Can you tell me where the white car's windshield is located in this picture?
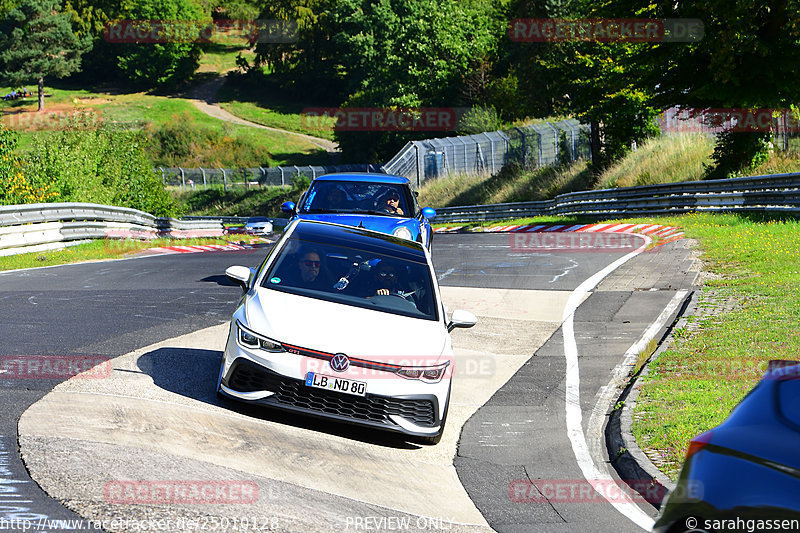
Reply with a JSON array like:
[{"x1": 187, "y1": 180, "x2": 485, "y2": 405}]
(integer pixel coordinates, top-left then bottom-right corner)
[{"x1": 261, "y1": 235, "x2": 437, "y2": 321}]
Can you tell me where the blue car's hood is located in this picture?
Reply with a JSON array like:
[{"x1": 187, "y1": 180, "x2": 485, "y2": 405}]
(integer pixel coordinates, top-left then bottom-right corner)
[{"x1": 293, "y1": 213, "x2": 420, "y2": 239}]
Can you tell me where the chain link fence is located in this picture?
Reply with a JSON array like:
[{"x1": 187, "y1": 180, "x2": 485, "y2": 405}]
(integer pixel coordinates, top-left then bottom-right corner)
[
  {"x1": 381, "y1": 119, "x2": 591, "y2": 187},
  {"x1": 658, "y1": 107, "x2": 800, "y2": 153},
  {"x1": 160, "y1": 164, "x2": 383, "y2": 190}
]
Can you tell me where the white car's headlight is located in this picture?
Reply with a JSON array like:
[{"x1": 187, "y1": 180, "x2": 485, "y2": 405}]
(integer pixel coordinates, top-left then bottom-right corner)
[
  {"x1": 236, "y1": 321, "x2": 284, "y2": 353},
  {"x1": 393, "y1": 227, "x2": 413, "y2": 241},
  {"x1": 396, "y1": 361, "x2": 450, "y2": 383}
]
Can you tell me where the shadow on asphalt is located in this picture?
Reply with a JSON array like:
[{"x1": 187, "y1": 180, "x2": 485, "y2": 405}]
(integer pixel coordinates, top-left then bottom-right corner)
[
  {"x1": 138, "y1": 347, "x2": 422, "y2": 450},
  {"x1": 199, "y1": 274, "x2": 239, "y2": 287}
]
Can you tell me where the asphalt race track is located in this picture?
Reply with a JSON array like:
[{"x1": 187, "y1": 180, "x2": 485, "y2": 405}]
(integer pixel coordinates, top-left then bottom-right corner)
[{"x1": 0, "y1": 232, "x2": 698, "y2": 532}]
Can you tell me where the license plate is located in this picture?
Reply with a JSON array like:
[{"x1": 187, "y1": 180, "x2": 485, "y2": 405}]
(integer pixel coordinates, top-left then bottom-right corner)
[{"x1": 305, "y1": 372, "x2": 366, "y2": 397}]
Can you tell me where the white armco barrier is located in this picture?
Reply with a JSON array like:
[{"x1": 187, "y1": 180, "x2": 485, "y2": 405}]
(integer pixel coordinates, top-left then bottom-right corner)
[{"x1": 0, "y1": 203, "x2": 225, "y2": 257}]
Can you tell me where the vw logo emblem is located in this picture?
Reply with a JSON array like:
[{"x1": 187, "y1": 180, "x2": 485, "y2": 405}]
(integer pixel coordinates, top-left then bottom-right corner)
[{"x1": 330, "y1": 353, "x2": 350, "y2": 372}]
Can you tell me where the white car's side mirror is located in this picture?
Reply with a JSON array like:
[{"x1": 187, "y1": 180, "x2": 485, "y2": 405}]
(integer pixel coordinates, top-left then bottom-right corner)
[
  {"x1": 225, "y1": 266, "x2": 252, "y2": 290},
  {"x1": 448, "y1": 309, "x2": 477, "y2": 332}
]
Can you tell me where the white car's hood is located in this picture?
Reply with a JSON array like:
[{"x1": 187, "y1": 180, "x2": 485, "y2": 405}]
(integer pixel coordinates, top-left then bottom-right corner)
[{"x1": 244, "y1": 287, "x2": 449, "y2": 360}]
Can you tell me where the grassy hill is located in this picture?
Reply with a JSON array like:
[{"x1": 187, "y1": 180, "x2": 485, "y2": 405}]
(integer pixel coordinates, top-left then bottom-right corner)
[{"x1": 416, "y1": 133, "x2": 800, "y2": 209}]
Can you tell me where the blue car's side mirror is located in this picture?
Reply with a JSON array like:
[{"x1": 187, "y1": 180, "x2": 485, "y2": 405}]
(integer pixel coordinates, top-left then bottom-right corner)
[
  {"x1": 281, "y1": 201, "x2": 296, "y2": 214},
  {"x1": 421, "y1": 207, "x2": 436, "y2": 219}
]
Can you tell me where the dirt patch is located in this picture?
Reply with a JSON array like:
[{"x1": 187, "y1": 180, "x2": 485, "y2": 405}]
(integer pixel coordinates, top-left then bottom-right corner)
[{"x1": 1, "y1": 103, "x2": 103, "y2": 131}]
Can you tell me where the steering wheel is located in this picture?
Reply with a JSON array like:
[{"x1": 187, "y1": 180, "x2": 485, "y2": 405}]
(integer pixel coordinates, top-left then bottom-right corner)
[{"x1": 370, "y1": 292, "x2": 418, "y2": 311}]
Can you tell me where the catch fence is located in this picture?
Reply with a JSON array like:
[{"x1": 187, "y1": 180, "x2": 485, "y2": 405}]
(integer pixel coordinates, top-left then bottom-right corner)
[{"x1": 382, "y1": 119, "x2": 591, "y2": 187}]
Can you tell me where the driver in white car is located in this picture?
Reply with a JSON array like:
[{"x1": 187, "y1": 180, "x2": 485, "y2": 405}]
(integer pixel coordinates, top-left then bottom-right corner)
[{"x1": 371, "y1": 261, "x2": 400, "y2": 296}]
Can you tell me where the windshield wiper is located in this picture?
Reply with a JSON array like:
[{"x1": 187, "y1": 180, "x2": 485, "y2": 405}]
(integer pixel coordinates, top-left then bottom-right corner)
[{"x1": 348, "y1": 209, "x2": 393, "y2": 216}]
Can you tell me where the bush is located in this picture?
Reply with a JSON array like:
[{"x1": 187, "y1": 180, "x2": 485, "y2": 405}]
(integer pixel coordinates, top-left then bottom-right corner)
[
  {"x1": 144, "y1": 112, "x2": 274, "y2": 167},
  {"x1": 705, "y1": 131, "x2": 772, "y2": 180},
  {"x1": 0, "y1": 125, "x2": 57, "y2": 205},
  {"x1": 24, "y1": 118, "x2": 177, "y2": 216}
]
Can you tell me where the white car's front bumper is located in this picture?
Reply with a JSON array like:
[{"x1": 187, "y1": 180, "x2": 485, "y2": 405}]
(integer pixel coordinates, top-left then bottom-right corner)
[{"x1": 217, "y1": 322, "x2": 451, "y2": 438}]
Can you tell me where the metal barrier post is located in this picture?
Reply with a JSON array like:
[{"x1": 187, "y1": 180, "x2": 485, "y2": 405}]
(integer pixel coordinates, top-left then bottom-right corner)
[
  {"x1": 483, "y1": 133, "x2": 495, "y2": 174},
  {"x1": 180, "y1": 167, "x2": 185, "y2": 190},
  {"x1": 547, "y1": 122, "x2": 560, "y2": 163},
  {"x1": 201, "y1": 168, "x2": 207, "y2": 189},
  {"x1": 221, "y1": 168, "x2": 227, "y2": 191},
  {"x1": 513, "y1": 127, "x2": 526, "y2": 167},
  {"x1": 159, "y1": 167, "x2": 165, "y2": 184}
]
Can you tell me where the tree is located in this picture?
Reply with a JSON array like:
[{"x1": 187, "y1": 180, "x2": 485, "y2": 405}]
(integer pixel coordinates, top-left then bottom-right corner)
[
  {"x1": 626, "y1": 0, "x2": 800, "y2": 177},
  {"x1": 112, "y1": 0, "x2": 208, "y2": 88},
  {"x1": 330, "y1": 0, "x2": 506, "y2": 162},
  {"x1": 0, "y1": 0, "x2": 90, "y2": 111}
]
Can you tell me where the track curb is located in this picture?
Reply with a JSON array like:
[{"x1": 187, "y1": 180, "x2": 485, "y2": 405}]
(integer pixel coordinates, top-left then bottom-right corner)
[{"x1": 605, "y1": 289, "x2": 698, "y2": 509}]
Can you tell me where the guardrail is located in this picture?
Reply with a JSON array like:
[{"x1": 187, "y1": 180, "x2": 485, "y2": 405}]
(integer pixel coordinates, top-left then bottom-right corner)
[
  {"x1": 3, "y1": 172, "x2": 799, "y2": 256},
  {"x1": 0, "y1": 203, "x2": 225, "y2": 257},
  {"x1": 431, "y1": 172, "x2": 800, "y2": 223}
]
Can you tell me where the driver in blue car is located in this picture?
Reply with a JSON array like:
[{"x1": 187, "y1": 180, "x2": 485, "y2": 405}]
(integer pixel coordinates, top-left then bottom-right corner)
[{"x1": 377, "y1": 190, "x2": 404, "y2": 215}]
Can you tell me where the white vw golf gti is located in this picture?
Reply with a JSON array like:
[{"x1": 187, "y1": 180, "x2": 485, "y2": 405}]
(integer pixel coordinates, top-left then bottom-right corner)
[{"x1": 218, "y1": 219, "x2": 476, "y2": 444}]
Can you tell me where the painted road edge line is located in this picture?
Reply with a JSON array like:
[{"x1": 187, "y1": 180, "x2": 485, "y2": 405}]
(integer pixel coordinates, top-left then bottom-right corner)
[{"x1": 561, "y1": 234, "x2": 656, "y2": 531}]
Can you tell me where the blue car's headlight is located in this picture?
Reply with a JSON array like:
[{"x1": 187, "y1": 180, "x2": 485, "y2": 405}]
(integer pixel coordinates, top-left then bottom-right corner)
[{"x1": 393, "y1": 227, "x2": 413, "y2": 241}]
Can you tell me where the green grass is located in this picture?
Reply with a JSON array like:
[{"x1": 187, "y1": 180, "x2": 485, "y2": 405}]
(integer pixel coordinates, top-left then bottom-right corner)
[
  {"x1": 197, "y1": 43, "x2": 255, "y2": 73},
  {"x1": 0, "y1": 236, "x2": 260, "y2": 272},
  {"x1": 418, "y1": 161, "x2": 594, "y2": 208},
  {"x1": 419, "y1": 134, "x2": 800, "y2": 210},
  {"x1": 628, "y1": 212, "x2": 800, "y2": 480},
  {"x1": 596, "y1": 134, "x2": 715, "y2": 189},
  {"x1": 1, "y1": 85, "x2": 329, "y2": 168},
  {"x1": 172, "y1": 178, "x2": 308, "y2": 217},
  {"x1": 216, "y1": 74, "x2": 336, "y2": 140}
]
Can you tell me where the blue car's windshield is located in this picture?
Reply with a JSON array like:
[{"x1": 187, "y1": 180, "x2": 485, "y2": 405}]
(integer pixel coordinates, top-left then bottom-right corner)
[
  {"x1": 261, "y1": 235, "x2": 437, "y2": 321},
  {"x1": 299, "y1": 181, "x2": 412, "y2": 218}
]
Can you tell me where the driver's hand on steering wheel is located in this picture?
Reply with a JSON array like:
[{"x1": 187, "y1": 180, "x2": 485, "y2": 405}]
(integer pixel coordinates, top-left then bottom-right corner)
[{"x1": 376, "y1": 288, "x2": 390, "y2": 295}]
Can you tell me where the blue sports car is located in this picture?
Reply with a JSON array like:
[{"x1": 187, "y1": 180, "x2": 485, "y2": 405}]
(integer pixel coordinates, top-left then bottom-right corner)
[{"x1": 280, "y1": 173, "x2": 437, "y2": 250}]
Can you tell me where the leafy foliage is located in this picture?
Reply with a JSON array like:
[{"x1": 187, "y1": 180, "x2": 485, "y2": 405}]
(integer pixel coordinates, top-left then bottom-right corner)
[
  {"x1": 113, "y1": 0, "x2": 207, "y2": 88},
  {"x1": 0, "y1": 0, "x2": 91, "y2": 110},
  {"x1": 143, "y1": 111, "x2": 276, "y2": 167},
  {"x1": 64, "y1": 0, "x2": 208, "y2": 88},
  {"x1": 0, "y1": 125, "x2": 57, "y2": 205},
  {"x1": 24, "y1": 118, "x2": 177, "y2": 216}
]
